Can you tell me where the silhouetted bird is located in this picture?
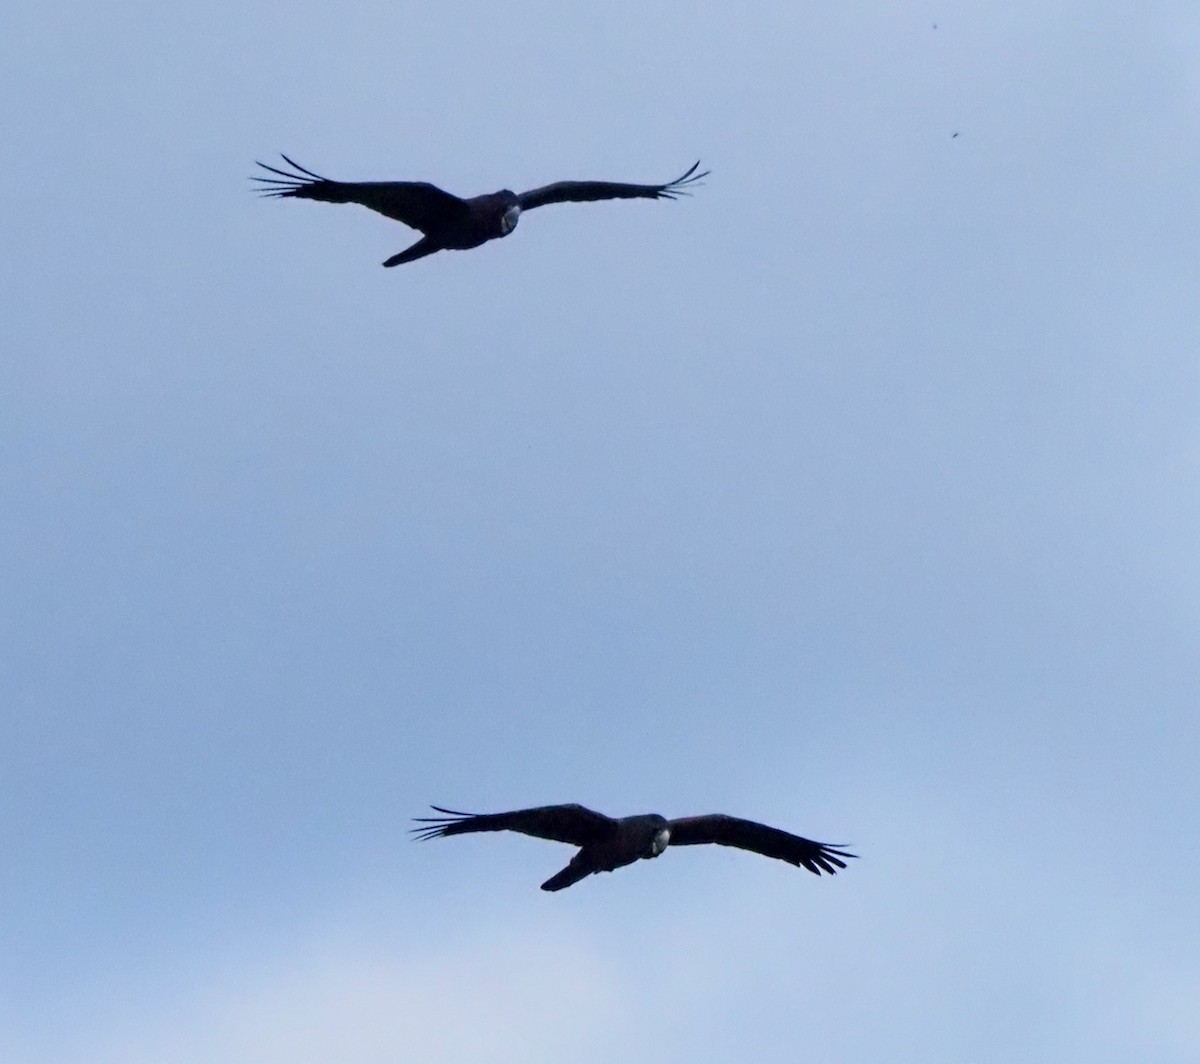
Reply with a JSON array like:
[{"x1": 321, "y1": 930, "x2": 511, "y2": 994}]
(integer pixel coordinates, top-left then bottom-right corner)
[
  {"x1": 413, "y1": 803, "x2": 856, "y2": 891},
  {"x1": 252, "y1": 155, "x2": 707, "y2": 267}
]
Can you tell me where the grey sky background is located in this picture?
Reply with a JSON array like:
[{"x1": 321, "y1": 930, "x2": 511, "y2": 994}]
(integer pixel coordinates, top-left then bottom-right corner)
[{"x1": 3, "y1": 2, "x2": 1199, "y2": 1061}]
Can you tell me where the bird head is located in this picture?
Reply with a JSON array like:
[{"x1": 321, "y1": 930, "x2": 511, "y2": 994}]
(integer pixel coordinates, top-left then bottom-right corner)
[
  {"x1": 638, "y1": 815, "x2": 671, "y2": 859},
  {"x1": 500, "y1": 203, "x2": 521, "y2": 236}
]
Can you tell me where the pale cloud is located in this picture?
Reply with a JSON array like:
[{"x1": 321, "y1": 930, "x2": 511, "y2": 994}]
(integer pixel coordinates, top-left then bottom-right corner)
[
  {"x1": 1131, "y1": 967, "x2": 1200, "y2": 1060},
  {"x1": 28, "y1": 921, "x2": 629, "y2": 1064}
]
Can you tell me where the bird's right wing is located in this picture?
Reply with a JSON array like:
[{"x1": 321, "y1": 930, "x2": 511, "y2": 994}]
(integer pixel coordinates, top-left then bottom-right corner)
[
  {"x1": 252, "y1": 155, "x2": 470, "y2": 232},
  {"x1": 667, "y1": 814, "x2": 857, "y2": 876},
  {"x1": 412, "y1": 804, "x2": 616, "y2": 846},
  {"x1": 515, "y1": 161, "x2": 708, "y2": 211}
]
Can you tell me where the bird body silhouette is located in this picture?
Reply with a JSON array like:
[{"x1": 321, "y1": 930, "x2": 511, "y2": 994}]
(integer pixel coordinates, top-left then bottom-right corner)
[
  {"x1": 253, "y1": 156, "x2": 707, "y2": 266},
  {"x1": 413, "y1": 804, "x2": 856, "y2": 891}
]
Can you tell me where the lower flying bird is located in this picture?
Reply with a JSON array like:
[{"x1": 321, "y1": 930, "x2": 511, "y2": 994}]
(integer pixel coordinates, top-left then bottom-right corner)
[
  {"x1": 413, "y1": 804, "x2": 856, "y2": 892},
  {"x1": 252, "y1": 155, "x2": 707, "y2": 267}
]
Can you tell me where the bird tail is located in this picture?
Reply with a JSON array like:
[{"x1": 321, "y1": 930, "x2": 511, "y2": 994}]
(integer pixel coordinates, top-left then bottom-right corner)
[
  {"x1": 540, "y1": 854, "x2": 595, "y2": 892},
  {"x1": 383, "y1": 236, "x2": 440, "y2": 267}
]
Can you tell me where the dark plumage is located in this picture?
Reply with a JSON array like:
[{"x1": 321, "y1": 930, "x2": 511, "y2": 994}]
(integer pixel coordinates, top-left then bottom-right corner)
[
  {"x1": 252, "y1": 155, "x2": 708, "y2": 267},
  {"x1": 413, "y1": 803, "x2": 857, "y2": 892}
]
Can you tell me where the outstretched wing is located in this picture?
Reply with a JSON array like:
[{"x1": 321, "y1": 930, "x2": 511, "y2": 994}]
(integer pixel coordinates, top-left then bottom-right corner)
[
  {"x1": 515, "y1": 161, "x2": 708, "y2": 212},
  {"x1": 412, "y1": 804, "x2": 616, "y2": 846},
  {"x1": 252, "y1": 155, "x2": 470, "y2": 233},
  {"x1": 667, "y1": 814, "x2": 857, "y2": 876}
]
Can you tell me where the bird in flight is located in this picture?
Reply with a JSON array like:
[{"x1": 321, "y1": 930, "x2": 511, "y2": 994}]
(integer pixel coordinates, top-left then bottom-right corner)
[
  {"x1": 251, "y1": 155, "x2": 708, "y2": 267},
  {"x1": 413, "y1": 803, "x2": 856, "y2": 892}
]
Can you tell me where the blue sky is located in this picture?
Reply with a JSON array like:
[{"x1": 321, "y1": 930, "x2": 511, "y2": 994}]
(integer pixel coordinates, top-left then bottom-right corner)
[{"x1": 3, "y1": 2, "x2": 1199, "y2": 1061}]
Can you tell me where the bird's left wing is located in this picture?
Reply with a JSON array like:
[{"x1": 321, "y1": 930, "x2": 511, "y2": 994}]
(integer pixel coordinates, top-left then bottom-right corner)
[
  {"x1": 412, "y1": 804, "x2": 615, "y2": 846},
  {"x1": 516, "y1": 161, "x2": 708, "y2": 211},
  {"x1": 252, "y1": 155, "x2": 469, "y2": 232},
  {"x1": 667, "y1": 815, "x2": 857, "y2": 876}
]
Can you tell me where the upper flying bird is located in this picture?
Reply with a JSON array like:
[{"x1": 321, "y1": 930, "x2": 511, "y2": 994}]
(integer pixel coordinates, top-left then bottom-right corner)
[
  {"x1": 412, "y1": 803, "x2": 856, "y2": 892},
  {"x1": 251, "y1": 155, "x2": 708, "y2": 267}
]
